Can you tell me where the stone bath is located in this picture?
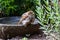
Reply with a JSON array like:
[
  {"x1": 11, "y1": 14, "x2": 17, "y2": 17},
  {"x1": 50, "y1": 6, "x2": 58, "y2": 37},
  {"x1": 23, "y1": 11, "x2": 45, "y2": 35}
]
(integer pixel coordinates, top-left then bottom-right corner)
[{"x1": 0, "y1": 17, "x2": 40, "y2": 39}]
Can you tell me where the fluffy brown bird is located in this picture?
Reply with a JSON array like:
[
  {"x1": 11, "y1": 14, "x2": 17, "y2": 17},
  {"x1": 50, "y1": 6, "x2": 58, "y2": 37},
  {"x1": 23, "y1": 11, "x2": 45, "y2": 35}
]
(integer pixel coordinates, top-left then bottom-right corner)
[{"x1": 18, "y1": 11, "x2": 35, "y2": 26}]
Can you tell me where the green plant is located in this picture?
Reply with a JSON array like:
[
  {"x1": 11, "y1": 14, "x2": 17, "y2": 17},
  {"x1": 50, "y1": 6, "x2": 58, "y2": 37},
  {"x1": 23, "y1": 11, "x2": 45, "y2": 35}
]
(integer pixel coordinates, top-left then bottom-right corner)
[
  {"x1": 0, "y1": 0, "x2": 36, "y2": 16},
  {"x1": 35, "y1": 0, "x2": 60, "y2": 34},
  {"x1": 0, "y1": 0, "x2": 17, "y2": 16}
]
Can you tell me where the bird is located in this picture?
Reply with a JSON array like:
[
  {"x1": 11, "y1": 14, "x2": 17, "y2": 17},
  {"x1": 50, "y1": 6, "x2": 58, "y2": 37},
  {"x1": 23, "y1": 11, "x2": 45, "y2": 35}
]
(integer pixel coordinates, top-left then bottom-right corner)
[{"x1": 18, "y1": 10, "x2": 35, "y2": 26}]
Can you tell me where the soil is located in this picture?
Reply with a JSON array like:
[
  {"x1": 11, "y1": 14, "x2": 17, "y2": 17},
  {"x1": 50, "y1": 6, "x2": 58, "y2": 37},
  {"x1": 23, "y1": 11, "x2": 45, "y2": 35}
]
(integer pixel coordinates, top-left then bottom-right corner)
[{"x1": 8, "y1": 33, "x2": 46, "y2": 40}]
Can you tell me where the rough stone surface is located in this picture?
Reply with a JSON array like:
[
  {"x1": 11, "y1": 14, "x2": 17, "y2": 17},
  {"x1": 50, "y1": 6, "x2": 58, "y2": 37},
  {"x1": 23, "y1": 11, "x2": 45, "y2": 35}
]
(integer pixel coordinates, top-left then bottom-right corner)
[{"x1": 0, "y1": 19, "x2": 41, "y2": 40}]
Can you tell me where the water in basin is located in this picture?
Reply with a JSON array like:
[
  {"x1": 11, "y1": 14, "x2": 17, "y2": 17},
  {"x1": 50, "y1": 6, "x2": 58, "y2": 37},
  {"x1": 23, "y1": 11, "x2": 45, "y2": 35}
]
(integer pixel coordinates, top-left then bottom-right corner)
[
  {"x1": 0, "y1": 17, "x2": 20, "y2": 24},
  {"x1": 0, "y1": 16, "x2": 39, "y2": 25}
]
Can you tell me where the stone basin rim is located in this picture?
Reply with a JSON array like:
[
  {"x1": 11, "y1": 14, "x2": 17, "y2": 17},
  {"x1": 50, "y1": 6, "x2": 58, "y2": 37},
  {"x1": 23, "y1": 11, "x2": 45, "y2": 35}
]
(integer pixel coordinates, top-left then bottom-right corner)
[
  {"x1": 0, "y1": 23, "x2": 39, "y2": 27},
  {"x1": 0, "y1": 24, "x2": 23, "y2": 26}
]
